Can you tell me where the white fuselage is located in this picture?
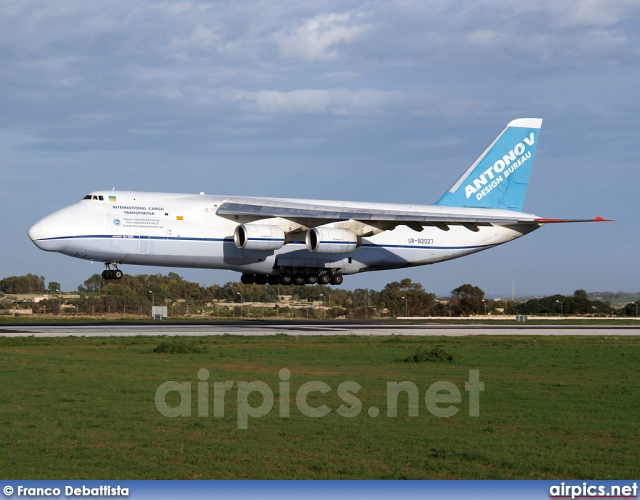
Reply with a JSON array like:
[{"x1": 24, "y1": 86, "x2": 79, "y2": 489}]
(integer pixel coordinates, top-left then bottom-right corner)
[{"x1": 29, "y1": 191, "x2": 540, "y2": 276}]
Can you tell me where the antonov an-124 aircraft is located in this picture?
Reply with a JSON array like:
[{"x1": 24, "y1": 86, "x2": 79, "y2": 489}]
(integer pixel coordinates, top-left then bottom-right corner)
[{"x1": 29, "y1": 118, "x2": 608, "y2": 286}]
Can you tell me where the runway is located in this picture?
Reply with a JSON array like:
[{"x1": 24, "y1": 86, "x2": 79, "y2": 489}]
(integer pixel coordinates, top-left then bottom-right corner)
[{"x1": 1, "y1": 322, "x2": 639, "y2": 337}]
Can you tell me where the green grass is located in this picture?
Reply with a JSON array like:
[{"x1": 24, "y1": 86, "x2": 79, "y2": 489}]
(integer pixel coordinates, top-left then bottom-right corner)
[{"x1": 0, "y1": 335, "x2": 638, "y2": 479}]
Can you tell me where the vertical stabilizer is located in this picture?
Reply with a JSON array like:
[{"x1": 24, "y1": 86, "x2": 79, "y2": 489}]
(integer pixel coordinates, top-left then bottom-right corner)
[{"x1": 435, "y1": 118, "x2": 542, "y2": 211}]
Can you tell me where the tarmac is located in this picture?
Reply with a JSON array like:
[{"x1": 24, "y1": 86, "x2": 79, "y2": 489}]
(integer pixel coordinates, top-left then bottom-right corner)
[{"x1": 1, "y1": 322, "x2": 639, "y2": 337}]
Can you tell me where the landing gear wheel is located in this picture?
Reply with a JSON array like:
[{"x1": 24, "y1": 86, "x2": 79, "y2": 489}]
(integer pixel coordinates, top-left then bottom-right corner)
[
  {"x1": 279, "y1": 273, "x2": 292, "y2": 286},
  {"x1": 102, "y1": 264, "x2": 123, "y2": 280},
  {"x1": 241, "y1": 273, "x2": 256, "y2": 284},
  {"x1": 267, "y1": 275, "x2": 280, "y2": 285},
  {"x1": 305, "y1": 273, "x2": 318, "y2": 285},
  {"x1": 318, "y1": 273, "x2": 331, "y2": 285},
  {"x1": 292, "y1": 273, "x2": 305, "y2": 286},
  {"x1": 330, "y1": 274, "x2": 343, "y2": 286},
  {"x1": 255, "y1": 274, "x2": 268, "y2": 285}
]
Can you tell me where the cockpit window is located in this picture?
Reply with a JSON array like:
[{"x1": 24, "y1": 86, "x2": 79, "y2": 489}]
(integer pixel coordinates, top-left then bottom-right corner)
[
  {"x1": 83, "y1": 195, "x2": 91, "y2": 200},
  {"x1": 83, "y1": 194, "x2": 105, "y2": 201}
]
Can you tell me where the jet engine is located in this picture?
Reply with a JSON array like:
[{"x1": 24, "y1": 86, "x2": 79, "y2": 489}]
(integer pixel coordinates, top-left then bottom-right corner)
[
  {"x1": 234, "y1": 224, "x2": 285, "y2": 251},
  {"x1": 305, "y1": 227, "x2": 358, "y2": 254}
]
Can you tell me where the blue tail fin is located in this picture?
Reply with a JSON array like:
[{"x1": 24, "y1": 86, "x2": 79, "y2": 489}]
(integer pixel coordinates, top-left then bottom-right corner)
[{"x1": 435, "y1": 118, "x2": 542, "y2": 211}]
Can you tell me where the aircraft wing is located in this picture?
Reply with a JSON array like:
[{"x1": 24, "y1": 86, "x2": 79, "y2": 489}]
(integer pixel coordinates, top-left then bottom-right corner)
[
  {"x1": 217, "y1": 197, "x2": 611, "y2": 230},
  {"x1": 218, "y1": 198, "x2": 517, "y2": 226}
]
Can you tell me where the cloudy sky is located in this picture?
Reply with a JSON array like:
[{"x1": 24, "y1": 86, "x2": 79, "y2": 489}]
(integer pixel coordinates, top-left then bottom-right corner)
[{"x1": 2, "y1": 0, "x2": 639, "y2": 296}]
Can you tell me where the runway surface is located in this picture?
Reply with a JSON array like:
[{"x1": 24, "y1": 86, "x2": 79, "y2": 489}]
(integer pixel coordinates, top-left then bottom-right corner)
[{"x1": 1, "y1": 322, "x2": 639, "y2": 337}]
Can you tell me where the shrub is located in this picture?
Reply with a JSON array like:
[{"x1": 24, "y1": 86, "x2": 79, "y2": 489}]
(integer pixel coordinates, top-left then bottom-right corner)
[
  {"x1": 383, "y1": 335, "x2": 402, "y2": 343},
  {"x1": 153, "y1": 341, "x2": 207, "y2": 354},
  {"x1": 404, "y1": 346, "x2": 453, "y2": 363}
]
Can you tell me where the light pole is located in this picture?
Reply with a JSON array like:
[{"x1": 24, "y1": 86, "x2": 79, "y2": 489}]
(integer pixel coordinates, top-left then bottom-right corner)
[
  {"x1": 320, "y1": 294, "x2": 325, "y2": 320},
  {"x1": 57, "y1": 289, "x2": 61, "y2": 316},
  {"x1": 237, "y1": 292, "x2": 243, "y2": 318},
  {"x1": 556, "y1": 299, "x2": 563, "y2": 317},
  {"x1": 401, "y1": 296, "x2": 408, "y2": 317},
  {"x1": 149, "y1": 290, "x2": 154, "y2": 317},
  {"x1": 365, "y1": 289, "x2": 369, "y2": 320},
  {"x1": 483, "y1": 299, "x2": 487, "y2": 315}
]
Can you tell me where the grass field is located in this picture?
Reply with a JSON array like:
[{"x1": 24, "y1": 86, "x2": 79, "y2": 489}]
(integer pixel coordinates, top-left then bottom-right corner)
[{"x1": 0, "y1": 334, "x2": 638, "y2": 479}]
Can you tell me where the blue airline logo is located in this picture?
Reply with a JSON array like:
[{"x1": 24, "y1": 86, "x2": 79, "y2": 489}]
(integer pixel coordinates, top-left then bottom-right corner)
[{"x1": 464, "y1": 132, "x2": 535, "y2": 201}]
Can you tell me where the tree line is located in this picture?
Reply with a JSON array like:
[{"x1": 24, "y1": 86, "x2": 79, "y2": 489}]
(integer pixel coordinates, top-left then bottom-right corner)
[{"x1": 1, "y1": 273, "x2": 636, "y2": 317}]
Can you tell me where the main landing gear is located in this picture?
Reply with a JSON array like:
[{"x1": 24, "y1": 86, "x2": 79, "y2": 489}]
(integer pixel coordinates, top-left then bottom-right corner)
[
  {"x1": 102, "y1": 263, "x2": 123, "y2": 280},
  {"x1": 241, "y1": 271, "x2": 344, "y2": 286}
]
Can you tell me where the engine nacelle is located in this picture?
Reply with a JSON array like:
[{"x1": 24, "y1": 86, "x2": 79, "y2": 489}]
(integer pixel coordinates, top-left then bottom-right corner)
[
  {"x1": 306, "y1": 227, "x2": 358, "y2": 254},
  {"x1": 234, "y1": 224, "x2": 285, "y2": 251}
]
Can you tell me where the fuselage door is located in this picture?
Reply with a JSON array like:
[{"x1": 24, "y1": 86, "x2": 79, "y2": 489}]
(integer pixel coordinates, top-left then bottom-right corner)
[{"x1": 138, "y1": 235, "x2": 151, "y2": 254}]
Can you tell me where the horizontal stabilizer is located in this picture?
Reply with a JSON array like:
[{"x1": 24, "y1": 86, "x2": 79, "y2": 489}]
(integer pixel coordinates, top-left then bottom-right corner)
[{"x1": 532, "y1": 216, "x2": 613, "y2": 223}]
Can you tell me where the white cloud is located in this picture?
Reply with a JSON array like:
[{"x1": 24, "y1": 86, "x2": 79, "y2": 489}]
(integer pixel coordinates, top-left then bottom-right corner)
[
  {"x1": 168, "y1": 25, "x2": 225, "y2": 57},
  {"x1": 318, "y1": 71, "x2": 360, "y2": 82},
  {"x1": 232, "y1": 88, "x2": 418, "y2": 115},
  {"x1": 273, "y1": 12, "x2": 370, "y2": 60},
  {"x1": 491, "y1": 0, "x2": 640, "y2": 28},
  {"x1": 1, "y1": 0, "x2": 640, "y2": 138}
]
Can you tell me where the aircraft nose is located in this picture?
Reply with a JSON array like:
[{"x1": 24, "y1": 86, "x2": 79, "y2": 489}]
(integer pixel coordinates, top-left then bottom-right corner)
[
  {"x1": 28, "y1": 220, "x2": 45, "y2": 243},
  {"x1": 28, "y1": 212, "x2": 69, "y2": 252},
  {"x1": 28, "y1": 220, "x2": 47, "y2": 249}
]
